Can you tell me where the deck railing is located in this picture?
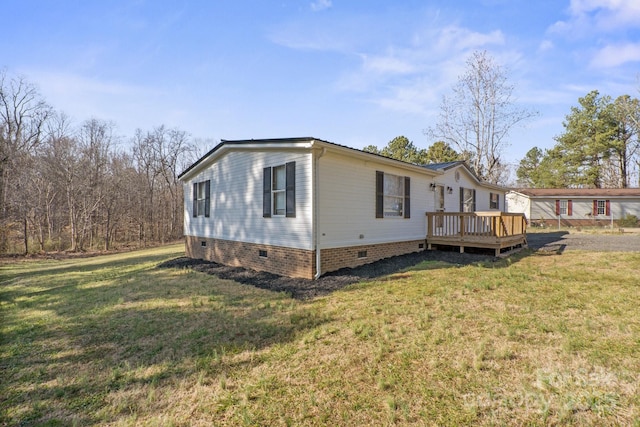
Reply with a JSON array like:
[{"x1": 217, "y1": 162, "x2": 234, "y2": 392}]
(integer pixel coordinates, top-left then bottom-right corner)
[{"x1": 426, "y1": 211, "x2": 528, "y2": 255}]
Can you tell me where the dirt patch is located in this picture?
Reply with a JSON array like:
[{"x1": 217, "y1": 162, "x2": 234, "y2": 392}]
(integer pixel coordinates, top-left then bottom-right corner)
[{"x1": 158, "y1": 248, "x2": 495, "y2": 300}]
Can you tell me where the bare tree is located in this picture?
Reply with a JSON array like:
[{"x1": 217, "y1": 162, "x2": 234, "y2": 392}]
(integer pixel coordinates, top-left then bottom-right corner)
[
  {"x1": 425, "y1": 51, "x2": 537, "y2": 184},
  {"x1": 0, "y1": 70, "x2": 52, "y2": 250},
  {"x1": 75, "y1": 119, "x2": 117, "y2": 249},
  {"x1": 132, "y1": 125, "x2": 192, "y2": 245}
]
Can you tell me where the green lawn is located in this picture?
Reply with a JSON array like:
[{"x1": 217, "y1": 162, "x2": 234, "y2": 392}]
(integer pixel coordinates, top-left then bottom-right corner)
[{"x1": 1, "y1": 244, "x2": 639, "y2": 426}]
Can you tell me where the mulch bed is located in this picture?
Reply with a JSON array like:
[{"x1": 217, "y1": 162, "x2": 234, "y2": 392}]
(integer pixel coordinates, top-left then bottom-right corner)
[{"x1": 158, "y1": 248, "x2": 496, "y2": 300}]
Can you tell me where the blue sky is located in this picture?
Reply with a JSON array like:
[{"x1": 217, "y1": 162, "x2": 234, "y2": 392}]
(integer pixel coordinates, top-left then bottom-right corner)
[{"x1": 4, "y1": 0, "x2": 640, "y2": 172}]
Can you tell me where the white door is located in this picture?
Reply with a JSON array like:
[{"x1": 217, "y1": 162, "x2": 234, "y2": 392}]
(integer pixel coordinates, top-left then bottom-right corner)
[{"x1": 435, "y1": 185, "x2": 445, "y2": 231}]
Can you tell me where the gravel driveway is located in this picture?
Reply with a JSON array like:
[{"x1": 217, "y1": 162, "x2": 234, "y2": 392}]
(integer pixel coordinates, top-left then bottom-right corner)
[{"x1": 527, "y1": 231, "x2": 640, "y2": 252}]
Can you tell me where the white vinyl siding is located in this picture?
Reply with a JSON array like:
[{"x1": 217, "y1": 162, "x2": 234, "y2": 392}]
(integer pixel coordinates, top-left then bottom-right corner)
[
  {"x1": 431, "y1": 166, "x2": 503, "y2": 213},
  {"x1": 515, "y1": 197, "x2": 640, "y2": 221},
  {"x1": 317, "y1": 151, "x2": 433, "y2": 249},
  {"x1": 184, "y1": 150, "x2": 313, "y2": 250},
  {"x1": 505, "y1": 192, "x2": 531, "y2": 219}
]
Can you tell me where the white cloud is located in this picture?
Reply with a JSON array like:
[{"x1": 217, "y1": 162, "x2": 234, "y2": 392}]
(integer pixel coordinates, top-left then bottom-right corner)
[
  {"x1": 552, "y1": 0, "x2": 640, "y2": 35},
  {"x1": 23, "y1": 69, "x2": 169, "y2": 135},
  {"x1": 434, "y1": 26, "x2": 505, "y2": 53},
  {"x1": 538, "y1": 40, "x2": 554, "y2": 52},
  {"x1": 310, "y1": 0, "x2": 332, "y2": 12},
  {"x1": 332, "y1": 22, "x2": 515, "y2": 120},
  {"x1": 372, "y1": 79, "x2": 440, "y2": 116},
  {"x1": 360, "y1": 53, "x2": 416, "y2": 75},
  {"x1": 590, "y1": 42, "x2": 640, "y2": 68}
]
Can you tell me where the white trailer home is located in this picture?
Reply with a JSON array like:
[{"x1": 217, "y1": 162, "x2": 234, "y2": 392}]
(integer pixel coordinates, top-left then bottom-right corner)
[
  {"x1": 179, "y1": 138, "x2": 513, "y2": 279},
  {"x1": 506, "y1": 188, "x2": 640, "y2": 228}
]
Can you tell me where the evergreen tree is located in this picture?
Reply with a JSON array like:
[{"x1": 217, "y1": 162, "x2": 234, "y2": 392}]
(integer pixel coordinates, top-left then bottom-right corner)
[
  {"x1": 554, "y1": 91, "x2": 620, "y2": 188},
  {"x1": 379, "y1": 136, "x2": 427, "y2": 164},
  {"x1": 424, "y1": 141, "x2": 461, "y2": 164}
]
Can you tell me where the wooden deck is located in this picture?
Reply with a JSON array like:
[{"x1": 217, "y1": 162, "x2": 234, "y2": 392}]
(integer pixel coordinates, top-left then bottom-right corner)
[{"x1": 426, "y1": 211, "x2": 528, "y2": 256}]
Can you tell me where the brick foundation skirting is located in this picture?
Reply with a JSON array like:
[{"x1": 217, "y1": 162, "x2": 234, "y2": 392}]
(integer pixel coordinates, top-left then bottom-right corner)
[
  {"x1": 320, "y1": 240, "x2": 426, "y2": 273},
  {"x1": 185, "y1": 236, "x2": 315, "y2": 279},
  {"x1": 185, "y1": 236, "x2": 427, "y2": 279}
]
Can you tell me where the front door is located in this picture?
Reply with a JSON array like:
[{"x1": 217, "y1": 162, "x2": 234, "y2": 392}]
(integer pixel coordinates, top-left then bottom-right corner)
[
  {"x1": 435, "y1": 185, "x2": 445, "y2": 229},
  {"x1": 435, "y1": 185, "x2": 445, "y2": 212}
]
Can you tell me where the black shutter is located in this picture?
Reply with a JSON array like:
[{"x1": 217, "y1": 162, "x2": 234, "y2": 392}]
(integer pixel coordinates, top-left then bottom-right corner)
[
  {"x1": 204, "y1": 180, "x2": 211, "y2": 218},
  {"x1": 263, "y1": 167, "x2": 272, "y2": 218},
  {"x1": 376, "y1": 171, "x2": 384, "y2": 218},
  {"x1": 473, "y1": 189, "x2": 476, "y2": 211},
  {"x1": 286, "y1": 162, "x2": 296, "y2": 218},
  {"x1": 459, "y1": 187, "x2": 464, "y2": 212},
  {"x1": 193, "y1": 182, "x2": 198, "y2": 217},
  {"x1": 404, "y1": 176, "x2": 410, "y2": 219}
]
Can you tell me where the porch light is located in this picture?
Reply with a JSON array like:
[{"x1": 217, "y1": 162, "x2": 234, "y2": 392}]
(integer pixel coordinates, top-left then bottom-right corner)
[
  {"x1": 430, "y1": 183, "x2": 436, "y2": 190},
  {"x1": 447, "y1": 186, "x2": 453, "y2": 194}
]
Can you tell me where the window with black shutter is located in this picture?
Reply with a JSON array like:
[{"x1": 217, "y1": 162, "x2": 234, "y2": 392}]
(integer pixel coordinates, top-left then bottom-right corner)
[
  {"x1": 264, "y1": 162, "x2": 295, "y2": 218},
  {"x1": 375, "y1": 171, "x2": 410, "y2": 218}
]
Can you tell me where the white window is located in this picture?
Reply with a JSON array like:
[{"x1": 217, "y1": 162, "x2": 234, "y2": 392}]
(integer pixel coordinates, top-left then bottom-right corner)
[
  {"x1": 192, "y1": 180, "x2": 210, "y2": 218},
  {"x1": 559, "y1": 200, "x2": 568, "y2": 215},
  {"x1": 490, "y1": 193, "x2": 499, "y2": 210},
  {"x1": 461, "y1": 188, "x2": 475, "y2": 212},
  {"x1": 272, "y1": 165, "x2": 286, "y2": 216},
  {"x1": 263, "y1": 162, "x2": 296, "y2": 218},
  {"x1": 597, "y1": 200, "x2": 606, "y2": 215},
  {"x1": 383, "y1": 173, "x2": 404, "y2": 217}
]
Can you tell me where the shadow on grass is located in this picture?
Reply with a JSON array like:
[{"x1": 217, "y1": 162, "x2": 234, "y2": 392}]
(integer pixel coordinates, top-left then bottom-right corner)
[
  {"x1": 1, "y1": 251, "x2": 331, "y2": 426},
  {"x1": 160, "y1": 248, "x2": 496, "y2": 301},
  {"x1": 158, "y1": 232, "x2": 575, "y2": 302}
]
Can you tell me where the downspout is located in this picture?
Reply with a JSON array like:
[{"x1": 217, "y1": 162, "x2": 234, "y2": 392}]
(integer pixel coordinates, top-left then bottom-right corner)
[{"x1": 313, "y1": 146, "x2": 327, "y2": 279}]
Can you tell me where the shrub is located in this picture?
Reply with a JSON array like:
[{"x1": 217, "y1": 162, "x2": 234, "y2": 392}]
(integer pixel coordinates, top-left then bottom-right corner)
[{"x1": 618, "y1": 214, "x2": 639, "y2": 228}]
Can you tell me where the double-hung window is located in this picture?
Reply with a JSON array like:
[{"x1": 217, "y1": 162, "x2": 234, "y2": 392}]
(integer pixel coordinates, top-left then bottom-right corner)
[
  {"x1": 460, "y1": 187, "x2": 476, "y2": 212},
  {"x1": 263, "y1": 162, "x2": 295, "y2": 218},
  {"x1": 555, "y1": 199, "x2": 572, "y2": 216},
  {"x1": 559, "y1": 200, "x2": 568, "y2": 215},
  {"x1": 384, "y1": 173, "x2": 404, "y2": 217},
  {"x1": 192, "y1": 180, "x2": 210, "y2": 217},
  {"x1": 272, "y1": 165, "x2": 286, "y2": 216},
  {"x1": 593, "y1": 199, "x2": 610, "y2": 216},
  {"x1": 376, "y1": 171, "x2": 410, "y2": 218},
  {"x1": 490, "y1": 192, "x2": 500, "y2": 210}
]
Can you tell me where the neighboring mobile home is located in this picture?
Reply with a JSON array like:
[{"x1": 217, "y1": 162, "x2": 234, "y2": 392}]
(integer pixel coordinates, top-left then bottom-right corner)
[
  {"x1": 506, "y1": 188, "x2": 640, "y2": 227},
  {"x1": 179, "y1": 137, "x2": 507, "y2": 279}
]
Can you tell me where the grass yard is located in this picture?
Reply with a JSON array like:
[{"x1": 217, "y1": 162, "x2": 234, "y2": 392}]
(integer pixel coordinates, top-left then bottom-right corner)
[{"x1": 1, "y1": 244, "x2": 639, "y2": 426}]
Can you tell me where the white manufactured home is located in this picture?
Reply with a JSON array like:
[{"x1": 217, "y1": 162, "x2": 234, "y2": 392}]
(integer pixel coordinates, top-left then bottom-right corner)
[
  {"x1": 506, "y1": 188, "x2": 640, "y2": 227},
  {"x1": 179, "y1": 138, "x2": 514, "y2": 279}
]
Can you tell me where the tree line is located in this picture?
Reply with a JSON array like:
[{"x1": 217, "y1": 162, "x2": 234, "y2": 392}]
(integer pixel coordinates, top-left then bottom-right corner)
[{"x1": 1, "y1": 69, "x2": 199, "y2": 254}]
